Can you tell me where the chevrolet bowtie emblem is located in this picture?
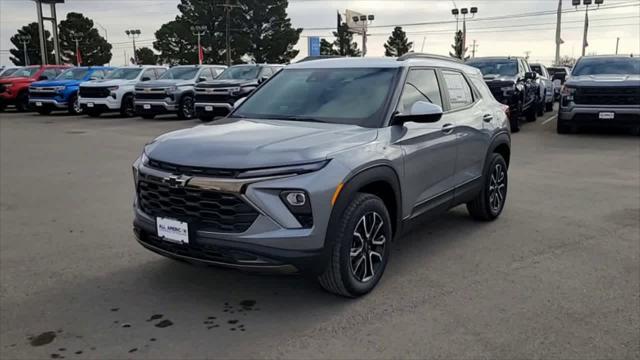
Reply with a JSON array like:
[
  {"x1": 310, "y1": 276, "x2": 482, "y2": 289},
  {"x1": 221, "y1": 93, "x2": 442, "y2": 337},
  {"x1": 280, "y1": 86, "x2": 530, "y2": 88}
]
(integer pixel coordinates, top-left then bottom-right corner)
[{"x1": 162, "y1": 175, "x2": 191, "y2": 188}]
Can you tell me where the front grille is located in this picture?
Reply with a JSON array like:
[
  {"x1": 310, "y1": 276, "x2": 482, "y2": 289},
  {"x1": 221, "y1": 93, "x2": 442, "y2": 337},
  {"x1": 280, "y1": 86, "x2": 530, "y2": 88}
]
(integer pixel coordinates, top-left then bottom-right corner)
[
  {"x1": 29, "y1": 91, "x2": 57, "y2": 99},
  {"x1": 79, "y1": 86, "x2": 110, "y2": 98},
  {"x1": 574, "y1": 86, "x2": 640, "y2": 106},
  {"x1": 147, "y1": 158, "x2": 239, "y2": 178},
  {"x1": 137, "y1": 172, "x2": 258, "y2": 233},
  {"x1": 135, "y1": 93, "x2": 167, "y2": 100},
  {"x1": 195, "y1": 93, "x2": 236, "y2": 103}
]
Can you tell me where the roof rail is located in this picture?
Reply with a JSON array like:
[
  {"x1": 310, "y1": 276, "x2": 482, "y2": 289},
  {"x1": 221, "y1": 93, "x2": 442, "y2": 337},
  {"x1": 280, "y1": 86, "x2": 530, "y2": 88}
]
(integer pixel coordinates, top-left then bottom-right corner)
[{"x1": 397, "y1": 53, "x2": 463, "y2": 63}]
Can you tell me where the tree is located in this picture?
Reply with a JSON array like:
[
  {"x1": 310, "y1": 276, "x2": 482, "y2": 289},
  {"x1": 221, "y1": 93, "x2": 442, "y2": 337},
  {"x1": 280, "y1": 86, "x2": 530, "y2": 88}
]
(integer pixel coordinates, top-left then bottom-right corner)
[
  {"x1": 242, "y1": 0, "x2": 302, "y2": 63},
  {"x1": 320, "y1": 38, "x2": 337, "y2": 55},
  {"x1": 9, "y1": 23, "x2": 55, "y2": 65},
  {"x1": 155, "y1": 0, "x2": 301, "y2": 65},
  {"x1": 330, "y1": 23, "x2": 361, "y2": 57},
  {"x1": 384, "y1": 26, "x2": 412, "y2": 57},
  {"x1": 556, "y1": 55, "x2": 577, "y2": 67},
  {"x1": 58, "y1": 12, "x2": 112, "y2": 65},
  {"x1": 449, "y1": 30, "x2": 469, "y2": 60},
  {"x1": 136, "y1": 47, "x2": 158, "y2": 65}
]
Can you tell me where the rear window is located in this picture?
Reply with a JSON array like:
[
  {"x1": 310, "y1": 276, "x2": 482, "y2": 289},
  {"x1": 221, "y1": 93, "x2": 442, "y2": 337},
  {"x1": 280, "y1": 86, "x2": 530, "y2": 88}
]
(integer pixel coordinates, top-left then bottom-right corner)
[{"x1": 572, "y1": 57, "x2": 640, "y2": 76}]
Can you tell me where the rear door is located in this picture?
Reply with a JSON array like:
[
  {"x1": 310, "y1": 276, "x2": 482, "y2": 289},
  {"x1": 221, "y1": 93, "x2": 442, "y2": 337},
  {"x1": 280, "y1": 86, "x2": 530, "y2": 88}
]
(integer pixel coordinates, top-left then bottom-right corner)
[{"x1": 394, "y1": 68, "x2": 457, "y2": 216}]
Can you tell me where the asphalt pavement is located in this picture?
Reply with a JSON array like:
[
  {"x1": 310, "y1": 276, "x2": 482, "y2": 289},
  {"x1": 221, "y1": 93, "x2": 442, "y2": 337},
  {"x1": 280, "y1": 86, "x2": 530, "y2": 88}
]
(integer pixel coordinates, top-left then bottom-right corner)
[{"x1": 0, "y1": 109, "x2": 638, "y2": 359}]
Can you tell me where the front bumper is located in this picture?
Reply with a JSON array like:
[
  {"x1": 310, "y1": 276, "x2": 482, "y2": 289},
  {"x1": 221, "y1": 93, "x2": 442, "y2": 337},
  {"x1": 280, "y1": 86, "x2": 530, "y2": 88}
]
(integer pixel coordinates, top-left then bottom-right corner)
[
  {"x1": 132, "y1": 159, "x2": 349, "y2": 274},
  {"x1": 134, "y1": 100, "x2": 177, "y2": 114},
  {"x1": 194, "y1": 102, "x2": 233, "y2": 117},
  {"x1": 29, "y1": 98, "x2": 68, "y2": 109},
  {"x1": 79, "y1": 97, "x2": 121, "y2": 111},
  {"x1": 559, "y1": 103, "x2": 640, "y2": 127}
]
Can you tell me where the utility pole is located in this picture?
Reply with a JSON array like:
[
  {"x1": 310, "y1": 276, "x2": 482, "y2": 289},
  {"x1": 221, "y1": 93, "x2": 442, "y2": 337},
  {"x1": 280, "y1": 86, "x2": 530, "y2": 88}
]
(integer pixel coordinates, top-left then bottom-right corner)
[
  {"x1": 70, "y1": 32, "x2": 82, "y2": 65},
  {"x1": 352, "y1": 14, "x2": 375, "y2": 57},
  {"x1": 421, "y1": 36, "x2": 426, "y2": 52},
  {"x1": 471, "y1": 40, "x2": 478, "y2": 58},
  {"x1": 217, "y1": 0, "x2": 241, "y2": 66},
  {"x1": 524, "y1": 50, "x2": 531, "y2": 60},
  {"x1": 554, "y1": 0, "x2": 562, "y2": 65},
  {"x1": 95, "y1": 22, "x2": 109, "y2": 65},
  {"x1": 125, "y1": 29, "x2": 141, "y2": 64},
  {"x1": 17, "y1": 35, "x2": 31, "y2": 65},
  {"x1": 615, "y1": 37, "x2": 620, "y2": 54},
  {"x1": 191, "y1": 25, "x2": 207, "y2": 65}
]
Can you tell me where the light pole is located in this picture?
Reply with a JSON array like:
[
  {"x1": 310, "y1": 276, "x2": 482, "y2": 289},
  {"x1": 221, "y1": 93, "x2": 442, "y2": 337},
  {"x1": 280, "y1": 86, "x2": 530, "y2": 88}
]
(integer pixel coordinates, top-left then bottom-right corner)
[
  {"x1": 70, "y1": 32, "x2": 83, "y2": 65},
  {"x1": 217, "y1": 0, "x2": 242, "y2": 66},
  {"x1": 191, "y1": 25, "x2": 207, "y2": 64},
  {"x1": 451, "y1": 6, "x2": 477, "y2": 59},
  {"x1": 352, "y1": 14, "x2": 374, "y2": 57},
  {"x1": 554, "y1": 0, "x2": 563, "y2": 65},
  {"x1": 125, "y1": 29, "x2": 141, "y2": 64},
  {"x1": 615, "y1": 37, "x2": 620, "y2": 54},
  {"x1": 17, "y1": 35, "x2": 31, "y2": 65},
  {"x1": 573, "y1": 0, "x2": 604, "y2": 57}
]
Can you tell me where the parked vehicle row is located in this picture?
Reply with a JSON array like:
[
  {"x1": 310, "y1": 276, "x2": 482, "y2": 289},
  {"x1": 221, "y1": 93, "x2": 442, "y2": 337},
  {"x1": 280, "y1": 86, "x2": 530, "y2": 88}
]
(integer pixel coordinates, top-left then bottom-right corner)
[{"x1": 0, "y1": 65, "x2": 70, "y2": 111}]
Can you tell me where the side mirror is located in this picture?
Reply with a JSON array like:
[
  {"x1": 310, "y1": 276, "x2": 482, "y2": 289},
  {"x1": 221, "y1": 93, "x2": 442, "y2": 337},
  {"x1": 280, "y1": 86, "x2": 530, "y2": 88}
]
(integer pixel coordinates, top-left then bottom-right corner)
[
  {"x1": 232, "y1": 97, "x2": 246, "y2": 110},
  {"x1": 258, "y1": 75, "x2": 269, "y2": 84},
  {"x1": 198, "y1": 77, "x2": 207, "y2": 82},
  {"x1": 141, "y1": 76, "x2": 151, "y2": 81},
  {"x1": 393, "y1": 101, "x2": 443, "y2": 124},
  {"x1": 38, "y1": 75, "x2": 48, "y2": 80},
  {"x1": 524, "y1": 71, "x2": 537, "y2": 80}
]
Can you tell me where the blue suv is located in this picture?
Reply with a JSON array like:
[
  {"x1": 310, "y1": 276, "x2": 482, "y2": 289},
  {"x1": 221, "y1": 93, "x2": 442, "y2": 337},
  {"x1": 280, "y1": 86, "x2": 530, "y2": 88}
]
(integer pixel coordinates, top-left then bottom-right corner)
[{"x1": 29, "y1": 66, "x2": 113, "y2": 115}]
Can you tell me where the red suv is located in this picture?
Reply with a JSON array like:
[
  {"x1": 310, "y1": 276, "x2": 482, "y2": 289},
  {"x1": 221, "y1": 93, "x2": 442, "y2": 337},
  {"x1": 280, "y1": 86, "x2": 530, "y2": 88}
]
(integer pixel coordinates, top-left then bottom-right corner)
[{"x1": 0, "y1": 65, "x2": 69, "y2": 111}]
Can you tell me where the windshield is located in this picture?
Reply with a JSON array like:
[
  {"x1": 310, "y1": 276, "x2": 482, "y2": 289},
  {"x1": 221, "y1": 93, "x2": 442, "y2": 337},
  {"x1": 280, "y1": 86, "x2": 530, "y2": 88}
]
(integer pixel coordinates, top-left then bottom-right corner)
[
  {"x1": 530, "y1": 65, "x2": 543, "y2": 76},
  {"x1": 0, "y1": 68, "x2": 21, "y2": 78},
  {"x1": 547, "y1": 67, "x2": 567, "y2": 76},
  {"x1": 233, "y1": 67, "x2": 398, "y2": 128},
  {"x1": 56, "y1": 68, "x2": 90, "y2": 80},
  {"x1": 106, "y1": 68, "x2": 142, "y2": 80},
  {"x1": 467, "y1": 59, "x2": 518, "y2": 76},
  {"x1": 572, "y1": 57, "x2": 640, "y2": 76},
  {"x1": 218, "y1": 66, "x2": 260, "y2": 80},
  {"x1": 10, "y1": 66, "x2": 40, "y2": 78},
  {"x1": 160, "y1": 67, "x2": 198, "y2": 80}
]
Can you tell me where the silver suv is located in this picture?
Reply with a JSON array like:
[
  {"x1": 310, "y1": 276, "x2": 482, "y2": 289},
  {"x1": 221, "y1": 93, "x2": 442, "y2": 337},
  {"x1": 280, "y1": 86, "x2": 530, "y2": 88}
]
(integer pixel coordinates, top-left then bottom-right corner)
[{"x1": 132, "y1": 54, "x2": 511, "y2": 297}]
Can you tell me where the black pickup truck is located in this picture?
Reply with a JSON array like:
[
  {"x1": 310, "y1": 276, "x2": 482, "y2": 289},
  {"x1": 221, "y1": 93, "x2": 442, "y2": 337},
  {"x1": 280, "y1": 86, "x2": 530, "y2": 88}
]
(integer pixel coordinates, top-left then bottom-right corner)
[
  {"x1": 194, "y1": 64, "x2": 283, "y2": 121},
  {"x1": 467, "y1": 56, "x2": 540, "y2": 132}
]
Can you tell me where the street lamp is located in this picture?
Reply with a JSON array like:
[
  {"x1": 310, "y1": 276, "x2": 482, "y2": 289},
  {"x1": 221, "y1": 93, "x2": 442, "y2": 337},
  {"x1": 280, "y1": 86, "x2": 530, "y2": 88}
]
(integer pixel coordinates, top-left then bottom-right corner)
[
  {"x1": 574, "y1": 0, "x2": 603, "y2": 56},
  {"x1": 125, "y1": 29, "x2": 141, "y2": 64},
  {"x1": 17, "y1": 34, "x2": 31, "y2": 65},
  {"x1": 451, "y1": 6, "x2": 478, "y2": 59},
  {"x1": 352, "y1": 13, "x2": 374, "y2": 57},
  {"x1": 190, "y1": 25, "x2": 207, "y2": 64}
]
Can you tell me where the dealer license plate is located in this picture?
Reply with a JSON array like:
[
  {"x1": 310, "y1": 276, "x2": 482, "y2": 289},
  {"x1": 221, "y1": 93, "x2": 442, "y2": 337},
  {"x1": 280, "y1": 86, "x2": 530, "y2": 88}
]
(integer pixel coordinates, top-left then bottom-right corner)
[
  {"x1": 156, "y1": 217, "x2": 189, "y2": 244},
  {"x1": 87, "y1": 102, "x2": 94, "y2": 108},
  {"x1": 599, "y1": 112, "x2": 615, "y2": 119},
  {"x1": 205, "y1": 105, "x2": 213, "y2": 111},
  {"x1": 35, "y1": 102, "x2": 42, "y2": 107},
  {"x1": 143, "y1": 104, "x2": 151, "y2": 109}
]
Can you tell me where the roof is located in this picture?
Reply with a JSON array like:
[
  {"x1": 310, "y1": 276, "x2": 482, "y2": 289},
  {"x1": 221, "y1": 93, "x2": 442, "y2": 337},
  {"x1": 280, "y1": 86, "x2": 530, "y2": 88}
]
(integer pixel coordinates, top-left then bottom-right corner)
[{"x1": 287, "y1": 55, "x2": 480, "y2": 75}]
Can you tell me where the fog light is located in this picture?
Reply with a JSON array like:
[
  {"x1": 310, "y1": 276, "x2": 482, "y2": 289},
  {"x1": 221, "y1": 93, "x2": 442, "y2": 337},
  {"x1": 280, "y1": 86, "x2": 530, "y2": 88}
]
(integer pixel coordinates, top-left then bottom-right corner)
[{"x1": 285, "y1": 192, "x2": 306, "y2": 206}]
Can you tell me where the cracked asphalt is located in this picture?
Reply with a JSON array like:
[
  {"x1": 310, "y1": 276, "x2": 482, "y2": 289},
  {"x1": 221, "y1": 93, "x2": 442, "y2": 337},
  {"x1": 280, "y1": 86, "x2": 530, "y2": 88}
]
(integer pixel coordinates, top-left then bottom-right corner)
[{"x1": 1, "y1": 109, "x2": 638, "y2": 359}]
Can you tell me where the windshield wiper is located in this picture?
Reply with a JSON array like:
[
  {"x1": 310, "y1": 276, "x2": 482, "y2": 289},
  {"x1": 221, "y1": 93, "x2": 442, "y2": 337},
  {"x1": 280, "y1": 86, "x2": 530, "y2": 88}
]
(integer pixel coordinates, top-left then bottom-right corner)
[{"x1": 269, "y1": 115, "x2": 327, "y2": 123}]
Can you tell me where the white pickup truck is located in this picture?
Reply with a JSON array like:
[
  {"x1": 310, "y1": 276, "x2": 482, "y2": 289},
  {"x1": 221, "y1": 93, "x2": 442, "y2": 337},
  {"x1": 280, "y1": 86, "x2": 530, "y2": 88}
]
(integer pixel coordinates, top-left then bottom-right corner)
[{"x1": 79, "y1": 66, "x2": 167, "y2": 117}]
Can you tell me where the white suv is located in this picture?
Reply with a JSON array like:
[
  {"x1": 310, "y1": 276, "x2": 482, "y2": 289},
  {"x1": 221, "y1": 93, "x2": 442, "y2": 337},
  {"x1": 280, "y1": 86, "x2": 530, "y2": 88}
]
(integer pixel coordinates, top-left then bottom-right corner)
[{"x1": 79, "y1": 66, "x2": 167, "y2": 117}]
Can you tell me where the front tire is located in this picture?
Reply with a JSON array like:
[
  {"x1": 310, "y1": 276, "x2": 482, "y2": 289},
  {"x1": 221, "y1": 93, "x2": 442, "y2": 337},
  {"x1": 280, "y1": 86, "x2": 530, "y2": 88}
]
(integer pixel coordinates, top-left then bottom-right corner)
[
  {"x1": 318, "y1": 193, "x2": 392, "y2": 297},
  {"x1": 68, "y1": 95, "x2": 82, "y2": 115},
  {"x1": 120, "y1": 94, "x2": 135, "y2": 117},
  {"x1": 15, "y1": 91, "x2": 29, "y2": 112},
  {"x1": 177, "y1": 95, "x2": 195, "y2": 120},
  {"x1": 37, "y1": 108, "x2": 52, "y2": 115},
  {"x1": 141, "y1": 114, "x2": 155, "y2": 119},
  {"x1": 467, "y1": 153, "x2": 508, "y2": 221}
]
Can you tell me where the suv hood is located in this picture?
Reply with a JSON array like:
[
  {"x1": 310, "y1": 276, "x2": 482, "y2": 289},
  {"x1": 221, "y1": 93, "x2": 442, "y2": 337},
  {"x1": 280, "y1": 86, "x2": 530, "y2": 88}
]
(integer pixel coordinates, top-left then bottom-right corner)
[
  {"x1": 145, "y1": 118, "x2": 378, "y2": 169},
  {"x1": 136, "y1": 79, "x2": 193, "y2": 88},
  {"x1": 82, "y1": 79, "x2": 135, "y2": 87},
  {"x1": 567, "y1": 74, "x2": 640, "y2": 87},
  {"x1": 31, "y1": 79, "x2": 83, "y2": 87},
  {"x1": 197, "y1": 79, "x2": 257, "y2": 88}
]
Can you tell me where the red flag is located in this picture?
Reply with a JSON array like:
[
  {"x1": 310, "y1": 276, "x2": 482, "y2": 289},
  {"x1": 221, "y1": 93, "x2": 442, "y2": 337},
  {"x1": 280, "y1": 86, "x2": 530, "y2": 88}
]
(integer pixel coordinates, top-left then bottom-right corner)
[
  {"x1": 198, "y1": 44, "x2": 204, "y2": 64},
  {"x1": 76, "y1": 49, "x2": 82, "y2": 66}
]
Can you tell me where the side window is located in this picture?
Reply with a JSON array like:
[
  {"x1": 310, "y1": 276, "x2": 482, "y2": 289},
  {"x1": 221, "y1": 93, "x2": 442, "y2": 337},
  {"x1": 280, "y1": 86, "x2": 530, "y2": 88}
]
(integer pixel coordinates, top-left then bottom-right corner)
[
  {"x1": 142, "y1": 69, "x2": 156, "y2": 80},
  {"x1": 91, "y1": 70, "x2": 105, "y2": 79},
  {"x1": 154, "y1": 68, "x2": 167, "y2": 78},
  {"x1": 260, "y1": 67, "x2": 273, "y2": 78},
  {"x1": 397, "y1": 69, "x2": 442, "y2": 114},
  {"x1": 201, "y1": 68, "x2": 215, "y2": 80},
  {"x1": 212, "y1": 67, "x2": 224, "y2": 77},
  {"x1": 442, "y1": 71, "x2": 474, "y2": 110},
  {"x1": 41, "y1": 69, "x2": 57, "y2": 79}
]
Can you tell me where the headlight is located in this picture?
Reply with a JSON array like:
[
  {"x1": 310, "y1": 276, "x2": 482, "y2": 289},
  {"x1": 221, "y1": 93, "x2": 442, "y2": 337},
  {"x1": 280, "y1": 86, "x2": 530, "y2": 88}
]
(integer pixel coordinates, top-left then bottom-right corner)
[
  {"x1": 132, "y1": 152, "x2": 149, "y2": 188},
  {"x1": 54, "y1": 86, "x2": 65, "y2": 92},
  {"x1": 3, "y1": 83, "x2": 13, "y2": 88},
  {"x1": 107, "y1": 86, "x2": 119, "y2": 91},
  {"x1": 561, "y1": 86, "x2": 576, "y2": 97},
  {"x1": 165, "y1": 86, "x2": 178, "y2": 94},
  {"x1": 236, "y1": 160, "x2": 330, "y2": 179}
]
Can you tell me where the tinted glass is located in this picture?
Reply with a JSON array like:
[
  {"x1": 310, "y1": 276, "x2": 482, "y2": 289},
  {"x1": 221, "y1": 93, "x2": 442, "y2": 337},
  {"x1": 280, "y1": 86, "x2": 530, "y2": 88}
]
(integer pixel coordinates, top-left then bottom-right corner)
[
  {"x1": 159, "y1": 67, "x2": 199, "y2": 80},
  {"x1": 233, "y1": 68, "x2": 398, "y2": 128},
  {"x1": 12, "y1": 66, "x2": 40, "y2": 78},
  {"x1": 56, "y1": 68, "x2": 90, "y2": 80},
  {"x1": 218, "y1": 66, "x2": 261, "y2": 80},
  {"x1": 572, "y1": 57, "x2": 640, "y2": 76},
  {"x1": 107, "y1": 68, "x2": 142, "y2": 80},
  {"x1": 397, "y1": 69, "x2": 442, "y2": 113},
  {"x1": 260, "y1": 67, "x2": 273, "y2": 77},
  {"x1": 442, "y1": 71, "x2": 474, "y2": 109},
  {"x1": 0, "y1": 68, "x2": 21, "y2": 77},
  {"x1": 547, "y1": 67, "x2": 567, "y2": 76},
  {"x1": 199, "y1": 68, "x2": 215, "y2": 80},
  {"x1": 530, "y1": 65, "x2": 543, "y2": 76},
  {"x1": 91, "y1": 70, "x2": 105, "y2": 79},
  {"x1": 41, "y1": 69, "x2": 58, "y2": 79},
  {"x1": 466, "y1": 59, "x2": 518, "y2": 76}
]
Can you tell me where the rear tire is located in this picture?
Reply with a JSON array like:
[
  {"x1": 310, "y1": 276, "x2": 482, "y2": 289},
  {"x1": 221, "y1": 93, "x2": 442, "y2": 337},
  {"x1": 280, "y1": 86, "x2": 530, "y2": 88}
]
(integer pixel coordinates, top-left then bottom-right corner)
[
  {"x1": 545, "y1": 101, "x2": 553, "y2": 112},
  {"x1": 510, "y1": 116, "x2": 520, "y2": 133},
  {"x1": 318, "y1": 193, "x2": 392, "y2": 297},
  {"x1": 15, "y1": 91, "x2": 29, "y2": 112},
  {"x1": 467, "y1": 153, "x2": 508, "y2": 221},
  {"x1": 525, "y1": 104, "x2": 537, "y2": 122}
]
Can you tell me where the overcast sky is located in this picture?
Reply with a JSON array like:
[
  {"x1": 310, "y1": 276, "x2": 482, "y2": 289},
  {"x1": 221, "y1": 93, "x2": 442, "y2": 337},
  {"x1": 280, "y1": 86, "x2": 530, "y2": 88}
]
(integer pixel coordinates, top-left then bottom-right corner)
[{"x1": 1, "y1": 0, "x2": 638, "y2": 67}]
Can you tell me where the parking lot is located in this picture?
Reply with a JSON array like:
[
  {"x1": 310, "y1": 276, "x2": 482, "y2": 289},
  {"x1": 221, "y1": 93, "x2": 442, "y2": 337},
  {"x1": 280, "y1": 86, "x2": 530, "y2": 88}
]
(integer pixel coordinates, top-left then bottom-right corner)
[{"x1": 0, "y1": 109, "x2": 638, "y2": 359}]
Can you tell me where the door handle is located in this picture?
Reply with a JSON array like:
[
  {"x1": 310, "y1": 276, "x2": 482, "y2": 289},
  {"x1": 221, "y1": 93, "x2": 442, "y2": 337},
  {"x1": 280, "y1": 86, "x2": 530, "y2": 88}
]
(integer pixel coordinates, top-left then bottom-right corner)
[
  {"x1": 441, "y1": 123, "x2": 455, "y2": 134},
  {"x1": 483, "y1": 114, "x2": 494, "y2": 122}
]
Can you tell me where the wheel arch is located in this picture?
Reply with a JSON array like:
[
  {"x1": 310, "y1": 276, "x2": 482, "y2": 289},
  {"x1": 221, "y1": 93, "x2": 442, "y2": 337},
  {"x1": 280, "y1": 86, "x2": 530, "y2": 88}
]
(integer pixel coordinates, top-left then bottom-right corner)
[{"x1": 488, "y1": 132, "x2": 511, "y2": 168}]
